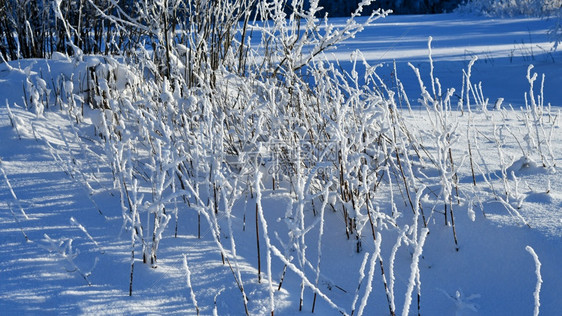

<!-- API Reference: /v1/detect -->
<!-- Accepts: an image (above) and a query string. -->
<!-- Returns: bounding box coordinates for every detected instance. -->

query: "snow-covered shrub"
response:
[408,42,462,249]
[54,4,407,311]
[521,65,558,169]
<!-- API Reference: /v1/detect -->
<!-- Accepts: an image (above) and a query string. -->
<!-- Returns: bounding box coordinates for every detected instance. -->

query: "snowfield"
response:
[1,13,561,315]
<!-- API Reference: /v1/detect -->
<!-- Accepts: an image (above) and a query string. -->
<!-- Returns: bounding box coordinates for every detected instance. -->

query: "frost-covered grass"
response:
[1,10,562,316]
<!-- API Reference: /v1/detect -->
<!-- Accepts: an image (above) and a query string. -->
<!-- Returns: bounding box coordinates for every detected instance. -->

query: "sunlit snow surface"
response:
[327,14,561,108]
[1,13,562,315]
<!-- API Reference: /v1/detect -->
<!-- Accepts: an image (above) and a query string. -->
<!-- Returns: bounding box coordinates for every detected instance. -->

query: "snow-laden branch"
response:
[526,245,542,316]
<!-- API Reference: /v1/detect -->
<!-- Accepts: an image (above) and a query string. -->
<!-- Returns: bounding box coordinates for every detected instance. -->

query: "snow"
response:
[1,12,562,316]
[329,14,561,108]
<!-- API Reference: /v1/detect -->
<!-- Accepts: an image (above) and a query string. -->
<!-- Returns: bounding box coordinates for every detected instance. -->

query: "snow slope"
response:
[1,13,561,315]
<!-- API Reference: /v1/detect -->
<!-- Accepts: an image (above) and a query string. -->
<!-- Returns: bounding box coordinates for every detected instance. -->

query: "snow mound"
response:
[525,191,553,204]
[506,156,547,178]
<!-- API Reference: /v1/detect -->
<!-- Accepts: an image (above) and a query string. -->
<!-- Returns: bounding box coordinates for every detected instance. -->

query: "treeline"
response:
[0,0,140,60]
[0,0,243,60]
[319,0,463,16]
[0,0,462,61]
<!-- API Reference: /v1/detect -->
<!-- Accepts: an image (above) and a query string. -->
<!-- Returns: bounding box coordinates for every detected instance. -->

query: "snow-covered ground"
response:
[332,13,561,108]
[1,13,561,315]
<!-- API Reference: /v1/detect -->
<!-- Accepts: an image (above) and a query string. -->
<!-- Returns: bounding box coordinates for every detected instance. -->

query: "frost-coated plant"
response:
[408,39,464,248]
[41,233,98,286]
[522,65,558,169]
[0,159,29,220]
[94,20,434,312]
[526,245,542,316]
[183,254,200,316]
